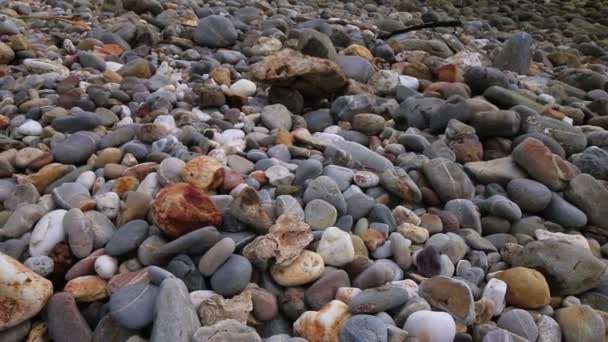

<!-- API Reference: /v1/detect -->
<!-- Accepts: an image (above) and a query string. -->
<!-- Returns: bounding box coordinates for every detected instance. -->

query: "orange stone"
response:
[181,156,225,191]
[151,183,223,238]
[112,175,140,198]
[64,275,108,302]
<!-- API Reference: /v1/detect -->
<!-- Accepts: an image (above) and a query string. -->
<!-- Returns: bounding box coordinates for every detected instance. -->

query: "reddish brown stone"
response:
[423,82,471,99]
[122,162,158,181]
[437,64,464,83]
[151,183,223,238]
[181,156,224,191]
[50,242,75,289]
[107,269,149,295]
[65,249,105,281]
[448,134,483,163]
[112,176,139,198]
[222,170,244,192]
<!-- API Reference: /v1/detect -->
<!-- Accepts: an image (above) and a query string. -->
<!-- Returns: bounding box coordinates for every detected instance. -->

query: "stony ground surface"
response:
[1,0,608,341]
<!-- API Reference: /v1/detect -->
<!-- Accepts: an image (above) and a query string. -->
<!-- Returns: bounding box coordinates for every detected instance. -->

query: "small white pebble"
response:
[94,255,118,279]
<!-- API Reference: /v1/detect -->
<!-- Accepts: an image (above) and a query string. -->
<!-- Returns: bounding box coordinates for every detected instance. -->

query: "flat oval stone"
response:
[210,254,252,297]
[110,283,160,330]
[104,220,149,256]
[47,293,92,342]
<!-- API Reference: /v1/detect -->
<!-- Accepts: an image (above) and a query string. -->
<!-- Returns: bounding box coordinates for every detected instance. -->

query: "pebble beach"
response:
[1,0,608,341]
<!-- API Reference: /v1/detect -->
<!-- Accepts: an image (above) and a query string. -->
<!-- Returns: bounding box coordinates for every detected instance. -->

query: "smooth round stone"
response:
[53,132,98,165]
[507,179,552,213]
[352,261,393,289]
[556,305,605,342]
[52,182,91,210]
[110,283,160,330]
[481,195,522,222]
[95,255,118,279]
[271,250,324,287]
[303,176,347,215]
[63,208,94,259]
[137,235,166,266]
[104,220,149,256]
[95,192,120,219]
[542,193,588,229]
[349,284,410,314]
[199,237,235,276]
[404,310,455,342]
[51,112,99,133]
[193,15,238,48]
[317,227,355,266]
[323,165,354,192]
[293,159,323,185]
[261,110,293,137]
[353,171,380,188]
[497,309,539,341]
[230,79,256,97]
[47,293,92,342]
[210,254,252,297]
[494,267,551,309]
[305,199,338,230]
[305,270,350,310]
[481,278,507,316]
[340,315,388,342]
[16,120,42,136]
[76,171,96,190]
[29,209,67,257]
[24,255,54,277]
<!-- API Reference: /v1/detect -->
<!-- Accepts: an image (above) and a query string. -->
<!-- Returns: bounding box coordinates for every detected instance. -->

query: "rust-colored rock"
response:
[512,137,579,191]
[122,162,158,181]
[243,214,313,268]
[293,300,351,342]
[251,49,347,98]
[181,156,225,191]
[112,176,140,198]
[16,163,73,193]
[152,183,223,238]
[64,275,108,302]
[448,134,484,163]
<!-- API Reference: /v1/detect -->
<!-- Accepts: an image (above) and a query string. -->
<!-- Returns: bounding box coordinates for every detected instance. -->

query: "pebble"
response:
[46,293,92,342]
[317,227,355,266]
[151,278,201,342]
[0,253,53,330]
[210,254,252,297]
[339,315,387,342]
[0,1,606,340]
[110,283,160,330]
[404,310,455,342]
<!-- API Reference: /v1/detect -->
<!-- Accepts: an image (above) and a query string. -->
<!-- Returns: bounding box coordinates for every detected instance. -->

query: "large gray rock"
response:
[150,278,201,342]
[493,32,533,74]
[565,174,608,230]
[193,15,237,48]
[512,239,608,296]
[422,158,475,202]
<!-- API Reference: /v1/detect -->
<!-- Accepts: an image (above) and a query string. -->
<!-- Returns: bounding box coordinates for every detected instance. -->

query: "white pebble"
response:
[16,120,42,136]
[482,277,507,316]
[404,310,455,342]
[95,255,118,279]
[230,79,257,97]
[398,75,420,90]
[95,192,120,219]
[76,171,96,190]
